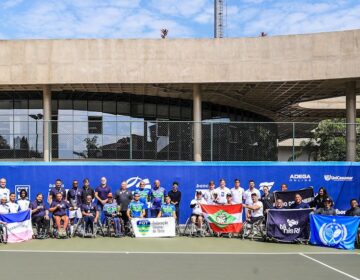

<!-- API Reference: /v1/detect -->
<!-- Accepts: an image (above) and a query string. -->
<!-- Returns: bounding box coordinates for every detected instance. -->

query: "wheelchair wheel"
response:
[0,226,8,244]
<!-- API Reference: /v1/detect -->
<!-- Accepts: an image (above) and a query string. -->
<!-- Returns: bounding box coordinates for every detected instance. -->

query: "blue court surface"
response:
[0,237,359,280]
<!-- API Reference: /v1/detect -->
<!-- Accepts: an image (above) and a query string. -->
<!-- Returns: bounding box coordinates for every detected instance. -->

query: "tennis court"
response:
[0,237,359,280]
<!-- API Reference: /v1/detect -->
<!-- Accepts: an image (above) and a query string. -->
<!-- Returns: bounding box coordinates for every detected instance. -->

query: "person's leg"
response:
[62,216,69,231]
[97,205,105,224]
[198,215,203,228]
[175,207,180,224]
[54,216,61,230]
[114,217,121,235]
[144,209,148,218]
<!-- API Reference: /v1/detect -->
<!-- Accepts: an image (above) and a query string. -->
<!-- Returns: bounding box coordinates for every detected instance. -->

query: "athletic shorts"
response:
[69,208,82,219]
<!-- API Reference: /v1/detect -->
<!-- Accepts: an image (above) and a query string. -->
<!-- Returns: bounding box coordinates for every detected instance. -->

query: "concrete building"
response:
[0,29,359,161]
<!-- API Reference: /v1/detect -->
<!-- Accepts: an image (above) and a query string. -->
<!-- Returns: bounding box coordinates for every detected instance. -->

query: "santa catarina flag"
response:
[200,204,243,233]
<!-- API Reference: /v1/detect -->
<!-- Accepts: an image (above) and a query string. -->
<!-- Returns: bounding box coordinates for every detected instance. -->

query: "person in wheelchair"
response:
[29,193,50,238]
[157,196,176,219]
[81,194,99,235]
[103,193,122,237]
[243,193,264,224]
[190,191,206,235]
[49,193,72,237]
[127,192,145,219]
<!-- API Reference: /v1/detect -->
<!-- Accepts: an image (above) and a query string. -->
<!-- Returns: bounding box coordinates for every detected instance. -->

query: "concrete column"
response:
[346,82,356,161]
[43,85,52,162]
[193,84,202,162]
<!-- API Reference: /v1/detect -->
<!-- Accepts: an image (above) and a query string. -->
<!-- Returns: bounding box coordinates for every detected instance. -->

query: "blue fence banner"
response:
[273,188,314,208]
[266,209,312,242]
[0,162,359,223]
[310,214,360,250]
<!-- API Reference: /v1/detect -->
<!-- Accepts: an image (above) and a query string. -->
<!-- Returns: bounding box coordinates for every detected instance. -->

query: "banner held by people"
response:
[201,204,242,233]
[0,210,33,243]
[131,217,176,238]
[273,188,314,208]
[266,209,312,242]
[310,214,360,250]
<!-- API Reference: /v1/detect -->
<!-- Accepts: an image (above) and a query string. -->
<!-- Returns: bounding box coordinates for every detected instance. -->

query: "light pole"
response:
[29,113,43,156]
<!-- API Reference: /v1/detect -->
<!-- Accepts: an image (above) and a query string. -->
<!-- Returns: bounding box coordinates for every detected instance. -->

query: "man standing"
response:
[168,182,181,223]
[95,177,112,224]
[0,178,10,202]
[243,180,261,205]
[135,180,152,218]
[203,181,216,204]
[260,185,274,212]
[127,193,145,219]
[315,197,336,215]
[67,179,83,235]
[290,193,310,209]
[48,179,66,205]
[231,179,244,204]
[215,179,231,205]
[225,193,235,205]
[81,178,95,204]
[150,180,166,218]
[114,181,132,228]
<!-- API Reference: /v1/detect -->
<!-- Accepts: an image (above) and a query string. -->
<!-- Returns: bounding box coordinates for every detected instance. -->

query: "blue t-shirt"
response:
[151,187,166,210]
[81,202,98,216]
[29,200,48,218]
[135,188,152,209]
[50,200,70,216]
[95,185,112,205]
[49,187,66,201]
[103,202,118,216]
[290,202,310,209]
[67,188,83,207]
[128,201,144,218]
[160,203,175,217]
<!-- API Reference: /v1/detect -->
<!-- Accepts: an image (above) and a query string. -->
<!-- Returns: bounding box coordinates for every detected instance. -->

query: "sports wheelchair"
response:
[103,216,124,237]
[49,216,71,239]
[181,215,213,237]
[0,224,8,244]
[32,218,50,239]
[240,216,266,241]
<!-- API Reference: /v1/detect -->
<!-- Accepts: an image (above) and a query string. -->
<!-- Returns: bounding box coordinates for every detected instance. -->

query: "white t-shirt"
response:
[18,199,30,211]
[8,202,20,213]
[190,198,206,215]
[231,187,245,204]
[0,187,10,201]
[244,188,261,205]
[215,187,231,204]
[251,201,264,218]
[0,204,10,214]
[203,189,216,204]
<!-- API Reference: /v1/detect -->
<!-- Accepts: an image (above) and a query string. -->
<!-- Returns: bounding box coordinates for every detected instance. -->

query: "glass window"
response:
[73,116,88,134]
[59,100,73,110]
[157,104,168,118]
[131,103,143,117]
[88,116,103,134]
[88,100,102,113]
[103,115,117,135]
[103,101,116,115]
[144,103,156,118]
[29,99,42,109]
[117,101,130,115]
[169,105,181,119]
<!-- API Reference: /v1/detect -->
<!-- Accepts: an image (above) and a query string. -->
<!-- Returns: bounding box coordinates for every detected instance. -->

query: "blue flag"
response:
[310,214,360,250]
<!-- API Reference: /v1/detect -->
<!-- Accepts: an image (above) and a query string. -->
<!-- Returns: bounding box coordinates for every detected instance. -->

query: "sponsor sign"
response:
[273,187,314,208]
[289,174,311,182]
[15,185,30,200]
[324,175,353,182]
[131,217,176,238]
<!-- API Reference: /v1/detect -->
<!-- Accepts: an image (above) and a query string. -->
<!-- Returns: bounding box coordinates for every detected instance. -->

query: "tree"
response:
[293,118,360,161]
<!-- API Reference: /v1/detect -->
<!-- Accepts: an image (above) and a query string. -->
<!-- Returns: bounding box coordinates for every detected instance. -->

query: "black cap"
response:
[324,197,332,203]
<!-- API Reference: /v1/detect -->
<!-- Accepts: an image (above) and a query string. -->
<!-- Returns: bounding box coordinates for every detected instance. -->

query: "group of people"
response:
[0,176,359,240]
[189,179,360,234]
[0,177,182,238]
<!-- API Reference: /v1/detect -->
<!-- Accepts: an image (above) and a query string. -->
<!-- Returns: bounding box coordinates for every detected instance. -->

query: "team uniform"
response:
[0,187,10,202]
[18,199,30,211]
[50,200,71,217]
[0,203,10,214]
[81,186,95,204]
[244,188,261,205]
[104,201,121,236]
[135,188,152,217]
[128,201,144,218]
[159,203,176,218]
[95,185,112,223]
[214,187,231,204]
[8,201,20,213]
[190,197,206,217]
[249,200,264,223]
[231,187,245,204]
[81,202,98,233]
[203,189,217,204]
[49,187,66,201]
[150,187,166,217]
[290,202,310,209]
[67,187,83,219]
[29,200,49,236]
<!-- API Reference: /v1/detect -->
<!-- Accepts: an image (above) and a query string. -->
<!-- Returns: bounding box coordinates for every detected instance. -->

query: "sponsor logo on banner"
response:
[259,182,274,191]
[131,217,176,237]
[319,219,347,246]
[126,177,151,189]
[15,185,30,200]
[136,220,151,235]
[289,174,311,182]
[279,219,301,234]
[324,175,353,182]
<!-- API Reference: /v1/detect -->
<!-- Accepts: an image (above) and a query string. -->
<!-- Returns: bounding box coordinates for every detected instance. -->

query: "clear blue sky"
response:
[0,0,359,39]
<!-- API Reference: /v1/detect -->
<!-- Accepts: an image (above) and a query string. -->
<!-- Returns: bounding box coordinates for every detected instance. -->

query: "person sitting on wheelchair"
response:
[81,194,99,235]
[103,193,122,237]
[29,193,50,238]
[190,191,206,235]
[157,195,176,219]
[243,193,264,224]
[49,193,72,237]
[127,192,145,220]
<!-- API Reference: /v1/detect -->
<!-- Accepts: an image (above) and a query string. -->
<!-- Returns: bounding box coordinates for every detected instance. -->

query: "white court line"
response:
[300,253,360,280]
[0,249,358,255]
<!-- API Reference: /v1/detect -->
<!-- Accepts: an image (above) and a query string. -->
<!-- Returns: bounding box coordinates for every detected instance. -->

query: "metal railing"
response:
[0,120,358,161]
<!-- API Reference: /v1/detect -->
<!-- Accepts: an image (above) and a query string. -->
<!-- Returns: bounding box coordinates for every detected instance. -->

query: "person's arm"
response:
[47,191,52,205]
[141,209,145,218]
[94,209,99,223]
[127,208,131,220]
[243,204,261,211]
[94,190,103,205]
[45,209,49,219]
[157,210,162,218]
[173,209,177,219]
[49,203,59,213]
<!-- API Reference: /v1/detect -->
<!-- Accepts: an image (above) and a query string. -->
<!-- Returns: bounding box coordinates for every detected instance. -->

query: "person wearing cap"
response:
[168,182,181,223]
[81,194,99,235]
[158,195,176,218]
[103,193,122,237]
[315,197,337,215]
[190,191,206,234]
[225,193,235,205]
[127,192,145,219]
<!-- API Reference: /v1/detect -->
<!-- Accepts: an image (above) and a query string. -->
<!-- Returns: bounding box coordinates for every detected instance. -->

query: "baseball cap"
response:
[323,197,332,203]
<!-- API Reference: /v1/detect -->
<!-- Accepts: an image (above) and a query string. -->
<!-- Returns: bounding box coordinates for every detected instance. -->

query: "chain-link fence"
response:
[0,120,359,161]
